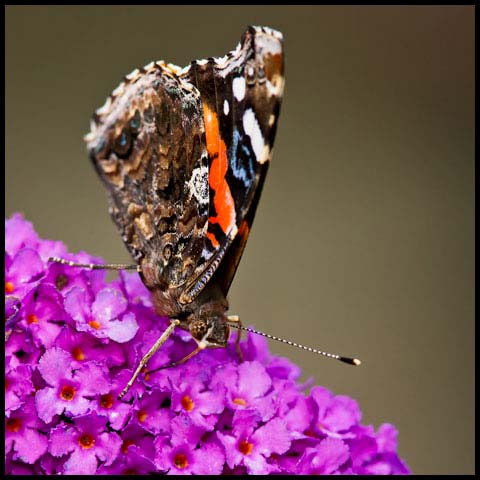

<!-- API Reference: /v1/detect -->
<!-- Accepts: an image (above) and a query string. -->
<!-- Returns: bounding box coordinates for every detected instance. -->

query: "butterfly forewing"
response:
[181,26,285,298]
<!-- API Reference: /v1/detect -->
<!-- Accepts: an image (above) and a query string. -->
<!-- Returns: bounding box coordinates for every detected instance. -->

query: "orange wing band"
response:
[203,103,236,247]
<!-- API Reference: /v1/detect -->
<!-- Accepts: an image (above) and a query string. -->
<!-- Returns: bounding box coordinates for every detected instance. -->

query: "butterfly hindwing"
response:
[86,63,214,313]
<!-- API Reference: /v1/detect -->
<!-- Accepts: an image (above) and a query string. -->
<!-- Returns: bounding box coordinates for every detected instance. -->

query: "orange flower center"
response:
[5,282,14,294]
[238,439,254,456]
[121,439,135,454]
[6,417,22,432]
[233,398,247,406]
[88,320,101,330]
[72,347,85,361]
[100,393,114,409]
[60,385,76,401]
[27,314,39,324]
[174,453,189,469]
[137,410,148,423]
[79,433,95,449]
[180,395,195,412]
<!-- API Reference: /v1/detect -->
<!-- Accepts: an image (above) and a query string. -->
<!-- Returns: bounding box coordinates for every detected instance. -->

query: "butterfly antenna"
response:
[48,257,140,272]
[226,322,361,366]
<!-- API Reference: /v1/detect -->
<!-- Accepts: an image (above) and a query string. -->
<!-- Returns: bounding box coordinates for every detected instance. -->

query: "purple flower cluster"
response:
[5,213,410,475]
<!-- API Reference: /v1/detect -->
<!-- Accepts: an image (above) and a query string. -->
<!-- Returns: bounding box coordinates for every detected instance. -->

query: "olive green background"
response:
[5,6,474,474]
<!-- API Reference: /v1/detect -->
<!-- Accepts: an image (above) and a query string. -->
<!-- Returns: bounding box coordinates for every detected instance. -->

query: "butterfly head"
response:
[182,282,230,349]
[188,314,228,349]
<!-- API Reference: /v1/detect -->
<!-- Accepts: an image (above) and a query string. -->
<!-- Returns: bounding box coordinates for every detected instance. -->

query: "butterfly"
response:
[80,26,285,396]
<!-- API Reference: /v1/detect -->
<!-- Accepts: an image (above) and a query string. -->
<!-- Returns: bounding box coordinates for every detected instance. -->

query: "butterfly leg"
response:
[227,315,244,363]
[48,257,140,272]
[146,345,204,374]
[118,319,180,399]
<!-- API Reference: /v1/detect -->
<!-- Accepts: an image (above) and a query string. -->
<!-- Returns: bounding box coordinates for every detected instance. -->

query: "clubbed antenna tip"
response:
[339,356,362,366]
[226,322,361,366]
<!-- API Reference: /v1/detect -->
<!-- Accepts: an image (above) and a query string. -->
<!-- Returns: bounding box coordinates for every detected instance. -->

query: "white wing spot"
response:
[187,164,209,205]
[112,82,126,97]
[223,100,230,116]
[242,109,266,163]
[214,55,229,67]
[126,68,140,81]
[96,96,112,116]
[233,76,246,101]
[179,64,191,75]
[229,224,238,239]
[166,62,182,74]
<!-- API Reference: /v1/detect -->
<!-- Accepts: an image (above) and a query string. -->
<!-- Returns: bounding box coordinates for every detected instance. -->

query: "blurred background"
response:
[5,6,474,474]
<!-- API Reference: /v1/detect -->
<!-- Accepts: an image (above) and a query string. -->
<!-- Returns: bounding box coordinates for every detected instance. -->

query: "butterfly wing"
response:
[86,26,284,313]
[86,63,215,315]
[180,25,284,298]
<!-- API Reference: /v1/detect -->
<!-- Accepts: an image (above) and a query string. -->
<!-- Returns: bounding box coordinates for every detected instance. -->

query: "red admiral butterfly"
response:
[52,26,359,398]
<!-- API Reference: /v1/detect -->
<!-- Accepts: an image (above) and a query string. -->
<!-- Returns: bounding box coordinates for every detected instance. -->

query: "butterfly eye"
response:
[114,128,131,156]
[129,110,141,134]
[189,319,208,340]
